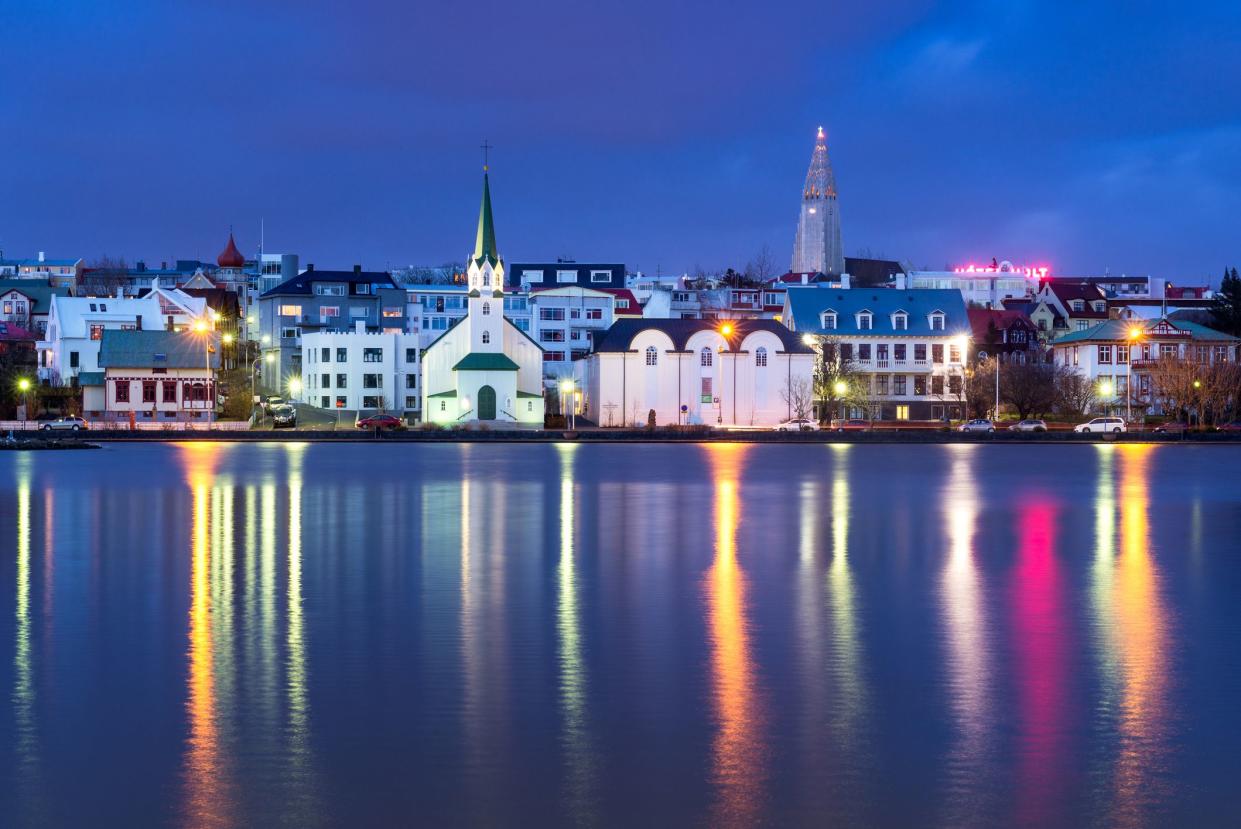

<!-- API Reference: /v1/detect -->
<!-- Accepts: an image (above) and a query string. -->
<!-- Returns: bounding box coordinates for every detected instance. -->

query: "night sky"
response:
[3,1,1239,280]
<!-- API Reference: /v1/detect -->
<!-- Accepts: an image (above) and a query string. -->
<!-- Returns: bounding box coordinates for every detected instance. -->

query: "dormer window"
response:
[892,311,908,331]
[821,310,837,330]
[929,311,945,331]
[856,311,873,331]
[1070,299,1084,312]
[1093,301,1105,312]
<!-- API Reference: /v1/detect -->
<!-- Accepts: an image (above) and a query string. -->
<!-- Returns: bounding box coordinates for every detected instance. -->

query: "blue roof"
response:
[785,287,970,337]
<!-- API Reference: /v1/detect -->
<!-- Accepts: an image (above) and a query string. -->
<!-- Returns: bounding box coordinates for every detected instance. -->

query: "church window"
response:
[483,272,490,286]
[755,347,767,367]
[482,331,490,344]
[482,302,491,315]
[645,346,658,366]
[701,347,713,367]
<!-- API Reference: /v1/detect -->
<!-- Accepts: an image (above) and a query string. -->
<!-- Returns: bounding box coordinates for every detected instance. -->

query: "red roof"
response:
[0,321,37,341]
[967,308,1035,340]
[597,288,643,315]
[216,232,245,268]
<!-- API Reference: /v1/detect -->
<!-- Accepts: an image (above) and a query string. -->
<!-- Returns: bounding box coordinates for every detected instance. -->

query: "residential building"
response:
[599,288,642,319]
[2,253,83,289]
[642,286,703,319]
[783,287,973,421]
[38,290,207,386]
[299,326,421,416]
[966,308,1044,364]
[257,265,406,394]
[0,279,70,337]
[420,169,545,425]
[1052,318,1239,415]
[508,261,625,291]
[699,286,788,321]
[576,318,815,427]
[909,261,1043,309]
[1001,297,1066,344]
[85,329,220,422]
[1036,280,1110,334]
[791,126,845,276]
[530,285,616,369]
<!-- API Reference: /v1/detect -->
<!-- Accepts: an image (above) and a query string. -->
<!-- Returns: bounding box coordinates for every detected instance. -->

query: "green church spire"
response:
[472,171,500,268]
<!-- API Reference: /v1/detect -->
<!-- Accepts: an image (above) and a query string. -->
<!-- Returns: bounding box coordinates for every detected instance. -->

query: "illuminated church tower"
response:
[790,126,845,276]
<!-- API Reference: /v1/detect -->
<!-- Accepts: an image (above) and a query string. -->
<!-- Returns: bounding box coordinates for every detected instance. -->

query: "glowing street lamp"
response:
[802,333,815,347]
[1126,326,1144,423]
[288,377,302,399]
[16,377,32,421]
[560,379,576,429]
[718,323,738,425]
[222,333,234,345]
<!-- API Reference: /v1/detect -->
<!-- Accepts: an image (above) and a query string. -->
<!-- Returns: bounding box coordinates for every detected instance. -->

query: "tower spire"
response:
[472,170,499,268]
[791,125,845,275]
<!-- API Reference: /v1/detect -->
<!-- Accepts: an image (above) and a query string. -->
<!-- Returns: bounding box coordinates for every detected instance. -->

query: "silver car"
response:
[41,416,89,432]
[1008,419,1048,432]
[958,419,995,433]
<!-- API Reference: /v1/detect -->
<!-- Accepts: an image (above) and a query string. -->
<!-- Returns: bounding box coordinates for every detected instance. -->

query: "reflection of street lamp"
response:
[560,379,576,429]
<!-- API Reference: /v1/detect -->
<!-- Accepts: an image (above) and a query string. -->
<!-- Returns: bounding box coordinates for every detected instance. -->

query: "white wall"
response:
[301,330,420,412]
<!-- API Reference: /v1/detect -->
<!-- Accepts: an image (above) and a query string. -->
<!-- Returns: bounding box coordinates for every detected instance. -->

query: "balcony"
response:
[876,359,890,368]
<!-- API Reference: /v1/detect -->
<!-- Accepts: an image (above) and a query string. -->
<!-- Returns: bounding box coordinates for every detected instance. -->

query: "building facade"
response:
[783,287,973,421]
[299,327,421,416]
[529,286,616,370]
[508,261,625,291]
[576,318,815,427]
[87,329,220,422]
[790,127,845,276]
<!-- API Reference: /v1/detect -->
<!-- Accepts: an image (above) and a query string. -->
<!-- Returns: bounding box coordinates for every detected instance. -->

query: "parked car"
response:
[830,418,870,432]
[1218,421,1241,432]
[1007,419,1048,433]
[271,405,297,428]
[357,414,404,430]
[1154,421,1189,434]
[958,419,995,433]
[40,416,89,432]
[774,418,819,432]
[1074,417,1127,434]
[263,396,285,414]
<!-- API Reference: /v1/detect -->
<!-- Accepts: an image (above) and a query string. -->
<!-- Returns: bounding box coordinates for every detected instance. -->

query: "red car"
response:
[830,418,870,432]
[1219,421,1241,432]
[356,414,404,430]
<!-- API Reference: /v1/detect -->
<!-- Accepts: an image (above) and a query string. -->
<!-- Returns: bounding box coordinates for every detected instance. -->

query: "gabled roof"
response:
[0,321,36,341]
[591,318,813,353]
[0,279,70,310]
[1044,281,1109,317]
[785,287,969,336]
[967,308,1037,341]
[597,288,643,315]
[98,329,221,369]
[1051,317,1239,345]
[452,352,519,371]
[260,269,397,298]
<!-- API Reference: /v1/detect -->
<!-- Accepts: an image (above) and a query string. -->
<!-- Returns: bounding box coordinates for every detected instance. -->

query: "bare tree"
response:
[82,256,130,297]
[1054,367,1096,417]
[749,243,777,283]
[780,376,814,421]
[1000,361,1058,419]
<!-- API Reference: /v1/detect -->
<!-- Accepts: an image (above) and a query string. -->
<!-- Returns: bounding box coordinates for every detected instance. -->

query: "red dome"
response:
[217,232,245,268]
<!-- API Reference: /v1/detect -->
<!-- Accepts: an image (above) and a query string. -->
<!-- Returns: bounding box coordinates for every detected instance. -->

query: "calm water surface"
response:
[2,442,1240,827]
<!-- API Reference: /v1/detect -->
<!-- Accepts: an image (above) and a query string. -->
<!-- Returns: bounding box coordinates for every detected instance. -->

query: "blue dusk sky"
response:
[2,1,1239,280]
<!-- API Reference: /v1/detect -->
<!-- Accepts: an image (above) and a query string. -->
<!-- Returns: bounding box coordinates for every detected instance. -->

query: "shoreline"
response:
[8,429,1240,445]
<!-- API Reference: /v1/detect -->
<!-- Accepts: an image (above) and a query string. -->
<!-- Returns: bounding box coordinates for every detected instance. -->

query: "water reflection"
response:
[284,444,320,821]
[939,445,993,822]
[827,445,865,751]
[1012,497,1068,825]
[704,443,764,825]
[12,454,45,823]
[556,445,594,817]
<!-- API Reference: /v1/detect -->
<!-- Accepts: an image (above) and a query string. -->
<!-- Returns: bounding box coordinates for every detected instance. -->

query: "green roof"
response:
[516,390,542,399]
[77,371,105,386]
[452,352,520,372]
[98,329,221,369]
[427,390,458,398]
[1052,317,1239,345]
[0,279,70,310]
[472,173,500,268]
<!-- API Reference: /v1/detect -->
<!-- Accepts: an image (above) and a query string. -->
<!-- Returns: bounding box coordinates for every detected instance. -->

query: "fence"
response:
[0,420,252,432]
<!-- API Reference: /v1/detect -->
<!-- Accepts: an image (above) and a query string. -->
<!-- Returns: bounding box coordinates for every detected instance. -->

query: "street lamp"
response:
[954,334,971,419]
[560,379,576,429]
[288,377,302,400]
[1126,326,1143,422]
[190,321,214,423]
[718,323,737,426]
[16,377,31,421]
[1099,379,1114,415]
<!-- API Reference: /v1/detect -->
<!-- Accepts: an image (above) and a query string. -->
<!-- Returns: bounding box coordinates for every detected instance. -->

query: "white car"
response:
[774,418,819,432]
[40,416,89,432]
[1075,417,1126,434]
[958,419,995,433]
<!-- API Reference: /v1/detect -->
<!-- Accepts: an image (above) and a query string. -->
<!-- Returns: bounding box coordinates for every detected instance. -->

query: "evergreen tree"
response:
[1210,267,1241,336]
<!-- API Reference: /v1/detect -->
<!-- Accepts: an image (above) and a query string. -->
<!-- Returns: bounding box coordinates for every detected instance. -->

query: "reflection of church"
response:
[421,169,545,425]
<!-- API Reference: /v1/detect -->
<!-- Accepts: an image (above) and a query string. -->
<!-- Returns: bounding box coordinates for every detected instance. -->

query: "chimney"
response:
[801,273,808,285]
[161,261,167,270]
[895,273,907,290]
[38,251,45,263]
[306,263,314,272]
[840,273,851,290]
[355,319,365,334]
[353,264,362,274]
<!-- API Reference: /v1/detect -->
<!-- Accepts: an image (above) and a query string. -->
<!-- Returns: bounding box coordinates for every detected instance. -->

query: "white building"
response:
[85,329,220,422]
[529,285,615,372]
[575,319,815,427]
[38,289,206,386]
[908,261,1043,309]
[790,127,845,276]
[405,285,532,348]
[299,325,421,416]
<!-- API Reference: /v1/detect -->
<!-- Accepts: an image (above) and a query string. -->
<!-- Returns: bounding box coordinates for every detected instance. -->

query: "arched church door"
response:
[478,385,497,420]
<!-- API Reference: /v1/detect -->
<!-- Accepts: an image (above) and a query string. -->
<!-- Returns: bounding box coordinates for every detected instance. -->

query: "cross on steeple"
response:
[480,140,493,172]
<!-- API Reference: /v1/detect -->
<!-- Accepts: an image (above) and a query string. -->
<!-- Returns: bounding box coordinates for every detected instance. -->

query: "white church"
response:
[790,126,845,276]
[420,169,546,425]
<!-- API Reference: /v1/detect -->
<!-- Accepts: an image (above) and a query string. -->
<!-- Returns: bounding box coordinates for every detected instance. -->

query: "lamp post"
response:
[1099,379,1114,415]
[288,376,302,403]
[16,377,31,422]
[1126,327,1142,423]
[560,379,575,429]
[719,323,736,426]
[954,334,971,419]
[802,333,818,422]
[192,318,214,424]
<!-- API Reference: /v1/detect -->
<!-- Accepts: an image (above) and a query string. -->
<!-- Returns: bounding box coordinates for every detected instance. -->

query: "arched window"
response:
[481,331,490,344]
[482,302,491,315]
[483,271,491,286]
[645,346,658,366]
[755,346,768,367]
[700,347,713,367]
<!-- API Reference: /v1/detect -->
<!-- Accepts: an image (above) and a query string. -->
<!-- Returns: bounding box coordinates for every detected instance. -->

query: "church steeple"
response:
[803,126,838,200]
[472,172,500,269]
[791,125,845,275]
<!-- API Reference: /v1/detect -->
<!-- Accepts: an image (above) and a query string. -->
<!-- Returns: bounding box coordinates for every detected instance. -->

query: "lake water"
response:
[1,442,1240,827]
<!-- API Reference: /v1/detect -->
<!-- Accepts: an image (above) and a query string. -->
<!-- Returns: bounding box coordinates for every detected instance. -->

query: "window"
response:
[1098,345,1112,364]
[523,269,544,283]
[405,347,417,363]
[482,331,491,344]
[404,396,417,409]
[320,347,330,362]
[914,376,926,395]
[540,308,566,321]
[585,308,602,320]
[894,344,907,362]
[755,347,767,367]
[382,307,402,318]
[89,303,97,312]
[877,344,889,363]
[948,375,962,395]
[314,285,345,296]
[90,324,104,340]
[673,291,691,303]
[482,271,490,287]
[543,351,565,362]
[857,344,871,361]
[337,373,347,388]
[875,375,889,395]
[932,344,944,363]
[1072,346,1079,366]
[279,304,302,317]
[1117,345,1129,365]
[363,396,380,409]
[557,270,577,283]
[70,351,79,368]
[591,270,611,283]
[896,405,910,421]
[821,311,837,330]
[405,374,417,389]
[355,284,372,295]
[569,309,580,319]
[929,313,945,331]
[616,299,630,310]
[321,396,330,408]
[440,400,447,412]
[1070,300,1084,312]
[914,344,927,362]
[949,344,961,363]
[320,306,340,319]
[337,347,348,362]
[1076,320,1090,331]
[701,348,713,367]
[321,373,330,388]
[892,312,908,331]
[1213,345,1228,363]
[893,375,907,395]
[516,319,530,332]
[162,381,177,401]
[482,302,491,315]
[430,317,449,330]
[840,343,852,362]
[1195,345,1209,364]
[1160,344,1177,360]
[645,346,658,366]
[931,375,944,395]
[281,327,299,339]
[363,374,382,388]
[363,348,382,363]
[350,306,368,318]
[540,330,565,343]
[857,311,872,330]
[336,396,347,408]
[115,381,129,402]
[142,381,156,403]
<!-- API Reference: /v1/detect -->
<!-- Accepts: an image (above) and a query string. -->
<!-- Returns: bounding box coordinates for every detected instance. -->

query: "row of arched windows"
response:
[644,346,769,367]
